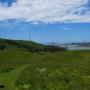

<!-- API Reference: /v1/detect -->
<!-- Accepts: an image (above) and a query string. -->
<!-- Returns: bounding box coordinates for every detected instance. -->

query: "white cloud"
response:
[0,0,90,23]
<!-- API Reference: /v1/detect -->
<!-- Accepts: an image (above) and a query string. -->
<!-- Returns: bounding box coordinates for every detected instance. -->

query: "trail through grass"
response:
[0,64,30,90]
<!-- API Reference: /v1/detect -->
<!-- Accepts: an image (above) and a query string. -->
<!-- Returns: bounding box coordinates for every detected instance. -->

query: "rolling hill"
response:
[0,38,46,52]
[0,38,66,52]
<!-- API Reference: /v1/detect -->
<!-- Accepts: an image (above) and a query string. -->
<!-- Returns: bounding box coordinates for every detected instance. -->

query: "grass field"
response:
[0,39,90,90]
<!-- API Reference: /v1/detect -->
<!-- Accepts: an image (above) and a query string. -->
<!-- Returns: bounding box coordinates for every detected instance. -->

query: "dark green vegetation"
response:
[0,38,90,90]
[0,38,66,52]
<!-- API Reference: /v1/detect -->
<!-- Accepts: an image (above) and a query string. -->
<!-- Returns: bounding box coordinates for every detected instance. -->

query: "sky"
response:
[0,0,90,43]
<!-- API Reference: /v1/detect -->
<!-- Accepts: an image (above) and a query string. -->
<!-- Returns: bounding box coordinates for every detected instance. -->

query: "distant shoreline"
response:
[67,46,90,50]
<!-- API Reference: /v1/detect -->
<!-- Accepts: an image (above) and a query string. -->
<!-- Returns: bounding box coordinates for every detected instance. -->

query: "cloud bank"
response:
[0,0,90,23]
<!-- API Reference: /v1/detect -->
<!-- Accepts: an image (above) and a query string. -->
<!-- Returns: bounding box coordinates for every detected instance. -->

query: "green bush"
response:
[0,45,6,50]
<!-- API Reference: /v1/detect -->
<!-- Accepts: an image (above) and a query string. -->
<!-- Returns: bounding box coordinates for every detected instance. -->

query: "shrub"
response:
[45,45,67,52]
[0,45,6,50]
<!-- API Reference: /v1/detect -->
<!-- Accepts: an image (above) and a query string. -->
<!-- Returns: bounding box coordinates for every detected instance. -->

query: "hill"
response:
[0,38,66,52]
[0,38,46,52]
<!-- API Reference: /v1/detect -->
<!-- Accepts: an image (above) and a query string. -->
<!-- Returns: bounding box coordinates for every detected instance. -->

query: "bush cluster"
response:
[0,45,6,50]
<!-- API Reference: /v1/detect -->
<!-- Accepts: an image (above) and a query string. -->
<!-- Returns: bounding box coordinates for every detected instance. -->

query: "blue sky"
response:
[0,21,90,43]
[0,0,90,43]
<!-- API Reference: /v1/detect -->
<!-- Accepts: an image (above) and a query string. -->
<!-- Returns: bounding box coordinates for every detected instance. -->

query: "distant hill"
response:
[0,38,45,52]
[0,38,66,52]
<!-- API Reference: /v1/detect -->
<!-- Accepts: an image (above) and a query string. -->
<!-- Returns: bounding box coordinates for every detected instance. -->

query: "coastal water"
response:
[67,46,90,50]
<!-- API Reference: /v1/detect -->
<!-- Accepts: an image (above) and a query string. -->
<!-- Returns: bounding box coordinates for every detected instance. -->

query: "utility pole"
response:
[28,31,31,41]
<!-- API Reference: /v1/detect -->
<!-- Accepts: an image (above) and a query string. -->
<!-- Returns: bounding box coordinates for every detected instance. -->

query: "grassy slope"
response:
[0,65,30,90]
[0,38,90,90]
[16,51,90,90]
[0,38,45,49]
[0,38,46,72]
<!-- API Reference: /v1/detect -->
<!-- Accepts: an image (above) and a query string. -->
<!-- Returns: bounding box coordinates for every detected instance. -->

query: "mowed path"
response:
[0,65,30,90]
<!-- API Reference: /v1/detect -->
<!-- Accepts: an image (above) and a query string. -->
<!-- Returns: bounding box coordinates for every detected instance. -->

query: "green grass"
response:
[0,38,45,51]
[0,65,30,90]
[0,38,90,90]
[15,51,90,90]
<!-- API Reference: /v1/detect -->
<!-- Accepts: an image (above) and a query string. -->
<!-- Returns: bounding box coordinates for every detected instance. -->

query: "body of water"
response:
[67,46,90,50]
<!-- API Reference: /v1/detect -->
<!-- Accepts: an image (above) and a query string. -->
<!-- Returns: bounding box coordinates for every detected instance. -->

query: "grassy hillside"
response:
[0,38,45,51]
[0,38,90,90]
[0,38,66,52]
